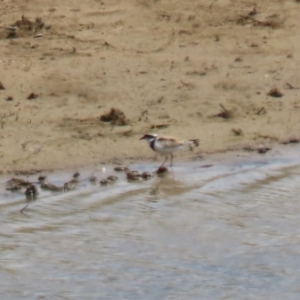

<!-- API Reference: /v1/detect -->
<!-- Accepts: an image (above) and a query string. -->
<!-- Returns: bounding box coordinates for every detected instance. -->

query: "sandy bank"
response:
[0,0,300,174]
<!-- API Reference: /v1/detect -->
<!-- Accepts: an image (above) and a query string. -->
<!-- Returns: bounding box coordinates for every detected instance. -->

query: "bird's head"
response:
[73,172,80,179]
[139,133,157,144]
[38,175,47,183]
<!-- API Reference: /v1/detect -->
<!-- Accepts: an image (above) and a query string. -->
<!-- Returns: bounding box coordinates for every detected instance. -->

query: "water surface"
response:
[1,148,300,299]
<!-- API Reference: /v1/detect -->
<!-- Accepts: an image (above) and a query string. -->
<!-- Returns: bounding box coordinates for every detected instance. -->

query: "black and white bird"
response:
[140,133,199,168]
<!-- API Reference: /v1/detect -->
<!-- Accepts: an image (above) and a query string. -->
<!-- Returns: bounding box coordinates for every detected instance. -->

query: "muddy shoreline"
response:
[3,140,299,179]
[1,1,300,174]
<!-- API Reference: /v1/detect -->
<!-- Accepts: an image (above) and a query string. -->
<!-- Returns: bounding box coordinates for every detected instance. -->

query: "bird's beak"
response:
[139,136,145,140]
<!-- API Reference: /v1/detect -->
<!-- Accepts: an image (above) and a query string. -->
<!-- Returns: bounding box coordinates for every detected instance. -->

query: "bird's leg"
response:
[159,156,168,168]
[20,204,29,214]
[170,153,174,167]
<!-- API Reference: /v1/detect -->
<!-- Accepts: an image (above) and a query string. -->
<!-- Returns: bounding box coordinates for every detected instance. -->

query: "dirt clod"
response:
[27,92,38,100]
[99,108,129,126]
[2,16,45,39]
[257,146,271,154]
[289,138,299,144]
[267,88,283,98]
[232,128,244,136]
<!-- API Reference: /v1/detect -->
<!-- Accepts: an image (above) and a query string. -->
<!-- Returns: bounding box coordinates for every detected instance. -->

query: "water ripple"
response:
[1,153,300,299]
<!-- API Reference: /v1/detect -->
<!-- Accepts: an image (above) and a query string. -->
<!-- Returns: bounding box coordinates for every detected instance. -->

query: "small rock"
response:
[267,88,283,98]
[257,146,271,154]
[99,107,129,126]
[289,138,299,144]
[27,92,38,100]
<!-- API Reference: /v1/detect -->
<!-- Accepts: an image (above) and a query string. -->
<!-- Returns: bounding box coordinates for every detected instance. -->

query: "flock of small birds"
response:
[5,165,169,213]
[5,132,199,213]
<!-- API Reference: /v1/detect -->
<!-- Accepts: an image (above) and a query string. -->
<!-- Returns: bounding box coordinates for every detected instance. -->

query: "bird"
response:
[25,184,38,199]
[88,174,98,183]
[106,175,118,182]
[6,177,31,191]
[38,175,64,192]
[141,171,153,180]
[100,175,118,186]
[126,170,142,182]
[63,172,80,191]
[123,168,142,181]
[20,184,38,213]
[100,179,109,186]
[114,166,126,172]
[140,133,199,168]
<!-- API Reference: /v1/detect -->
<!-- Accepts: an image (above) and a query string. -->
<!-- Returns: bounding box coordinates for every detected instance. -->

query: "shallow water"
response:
[1,148,300,299]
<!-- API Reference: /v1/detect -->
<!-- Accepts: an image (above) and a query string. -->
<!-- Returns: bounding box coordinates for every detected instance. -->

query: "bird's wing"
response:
[157,137,184,149]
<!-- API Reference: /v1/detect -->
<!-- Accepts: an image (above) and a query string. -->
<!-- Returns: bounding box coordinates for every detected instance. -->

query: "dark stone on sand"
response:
[27,92,38,100]
[289,138,299,144]
[99,108,129,126]
[267,88,283,98]
[257,147,271,154]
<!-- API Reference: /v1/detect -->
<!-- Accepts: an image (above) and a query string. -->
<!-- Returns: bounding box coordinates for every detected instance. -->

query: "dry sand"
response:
[0,0,300,174]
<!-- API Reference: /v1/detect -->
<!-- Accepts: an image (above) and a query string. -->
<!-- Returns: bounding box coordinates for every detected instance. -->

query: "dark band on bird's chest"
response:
[150,138,156,151]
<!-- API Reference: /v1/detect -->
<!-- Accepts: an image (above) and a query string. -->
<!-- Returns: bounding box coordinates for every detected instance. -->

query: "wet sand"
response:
[0,0,300,174]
